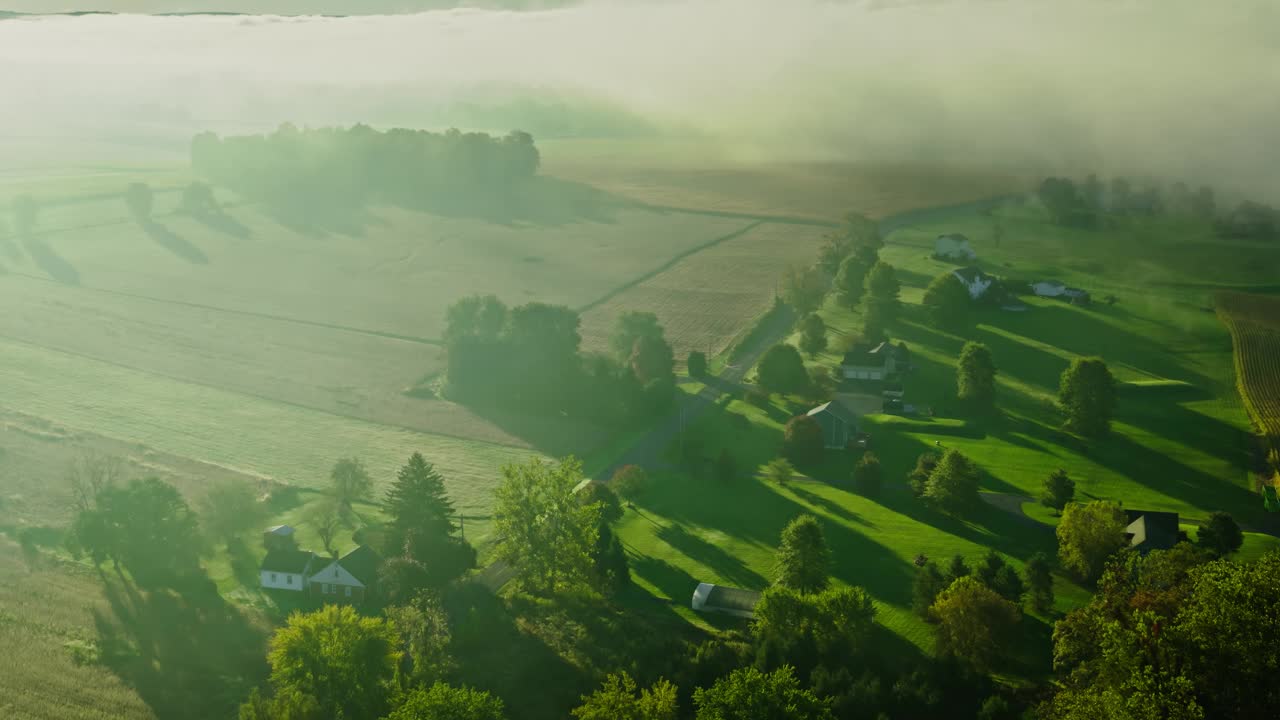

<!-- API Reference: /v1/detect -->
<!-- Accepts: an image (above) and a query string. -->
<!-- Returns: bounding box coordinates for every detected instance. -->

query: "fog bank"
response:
[1,0,1277,196]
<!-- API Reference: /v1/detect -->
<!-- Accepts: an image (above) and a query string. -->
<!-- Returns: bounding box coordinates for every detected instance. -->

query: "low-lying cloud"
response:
[1,0,1277,197]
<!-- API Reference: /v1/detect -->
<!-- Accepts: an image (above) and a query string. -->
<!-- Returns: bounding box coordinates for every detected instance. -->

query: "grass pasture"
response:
[579,222,828,361]
[617,201,1278,679]
[0,336,539,549]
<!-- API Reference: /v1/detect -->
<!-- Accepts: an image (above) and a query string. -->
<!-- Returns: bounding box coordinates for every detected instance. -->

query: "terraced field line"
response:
[576,221,762,313]
[6,271,443,346]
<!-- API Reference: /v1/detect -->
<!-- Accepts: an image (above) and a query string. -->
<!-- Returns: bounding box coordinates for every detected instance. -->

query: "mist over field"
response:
[2,0,1278,195]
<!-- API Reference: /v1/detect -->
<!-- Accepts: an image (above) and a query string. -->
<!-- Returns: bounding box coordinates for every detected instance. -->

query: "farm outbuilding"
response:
[934,234,977,261]
[1124,510,1183,554]
[807,398,860,449]
[263,524,297,551]
[692,583,761,618]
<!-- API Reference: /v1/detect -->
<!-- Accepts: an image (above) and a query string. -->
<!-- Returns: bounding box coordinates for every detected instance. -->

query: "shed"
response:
[807,398,860,449]
[1124,510,1181,554]
[692,583,761,618]
[263,524,297,551]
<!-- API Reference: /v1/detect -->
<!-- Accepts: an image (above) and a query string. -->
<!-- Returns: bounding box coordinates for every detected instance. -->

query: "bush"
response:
[908,452,941,497]
[744,386,771,408]
[611,465,648,498]
[853,452,883,496]
[757,343,809,395]
[687,351,708,378]
[782,415,825,465]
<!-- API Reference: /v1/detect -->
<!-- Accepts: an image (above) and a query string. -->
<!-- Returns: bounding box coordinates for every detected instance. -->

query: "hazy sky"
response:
[2,0,1277,196]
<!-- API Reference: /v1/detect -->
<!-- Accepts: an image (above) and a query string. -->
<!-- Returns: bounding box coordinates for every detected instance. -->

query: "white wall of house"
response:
[954,271,994,299]
[843,367,884,380]
[1033,281,1066,297]
[261,570,307,591]
[309,560,365,590]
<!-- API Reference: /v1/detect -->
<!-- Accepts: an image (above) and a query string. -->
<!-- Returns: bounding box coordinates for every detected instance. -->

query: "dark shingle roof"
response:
[1125,510,1180,553]
[953,266,992,283]
[808,398,859,425]
[338,545,382,587]
[261,549,315,574]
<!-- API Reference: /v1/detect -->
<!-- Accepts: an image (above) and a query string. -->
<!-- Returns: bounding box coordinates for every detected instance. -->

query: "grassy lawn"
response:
[616,202,1278,681]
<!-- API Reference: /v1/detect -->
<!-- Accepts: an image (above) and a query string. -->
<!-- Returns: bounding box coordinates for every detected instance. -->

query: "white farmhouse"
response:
[260,549,317,592]
[934,233,977,261]
[952,267,996,299]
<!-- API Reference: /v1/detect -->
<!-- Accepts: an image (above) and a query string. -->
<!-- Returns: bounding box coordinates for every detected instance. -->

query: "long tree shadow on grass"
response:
[92,573,268,720]
[142,221,209,264]
[21,235,80,285]
[187,209,252,240]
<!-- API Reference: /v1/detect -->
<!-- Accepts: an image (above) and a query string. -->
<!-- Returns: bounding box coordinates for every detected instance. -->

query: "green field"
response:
[614,200,1276,678]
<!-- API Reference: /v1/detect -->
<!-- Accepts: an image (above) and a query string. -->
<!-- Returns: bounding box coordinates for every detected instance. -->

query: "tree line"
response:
[190,123,541,217]
[443,295,676,424]
[1037,174,1277,241]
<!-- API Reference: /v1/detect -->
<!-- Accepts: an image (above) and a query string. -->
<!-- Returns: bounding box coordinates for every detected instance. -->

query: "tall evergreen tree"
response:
[385,453,455,549]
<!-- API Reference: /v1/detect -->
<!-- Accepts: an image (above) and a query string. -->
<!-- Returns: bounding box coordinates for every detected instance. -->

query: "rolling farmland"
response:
[580,222,829,360]
[1218,292,1280,451]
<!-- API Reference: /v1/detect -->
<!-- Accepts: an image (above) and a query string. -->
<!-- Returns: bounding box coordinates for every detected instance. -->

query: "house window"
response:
[270,573,278,582]
[286,575,293,585]
[344,586,352,598]
[321,583,329,594]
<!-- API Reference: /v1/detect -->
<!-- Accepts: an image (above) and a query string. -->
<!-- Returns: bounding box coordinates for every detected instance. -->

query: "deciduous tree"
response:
[776,514,831,594]
[1197,511,1243,556]
[631,333,676,384]
[912,561,948,618]
[266,605,400,720]
[308,499,342,556]
[573,672,678,720]
[923,272,970,330]
[924,449,981,514]
[853,451,882,496]
[1056,501,1128,582]
[494,456,600,595]
[611,465,648,498]
[931,577,1021,671]
[865,261,901,316]
[200,478,267,549]
[908,452,940,497]
[956,342,997,409]
[385,592,454,687]
[1024,551,1054,613]
[1058,357,1117,436]
[687,350,708,378]
[693,666,834,720]
[782,265,827,315]
[611,311,664,361]
[757,343,809,395]
[762,457,796,485]
[330,456,372,509]
[782,415,825,466]
[387,683,506,720]
[1040,469,1075,513]
[125,182,154,222]
[834,254,869,309]
[799,313,828,357]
